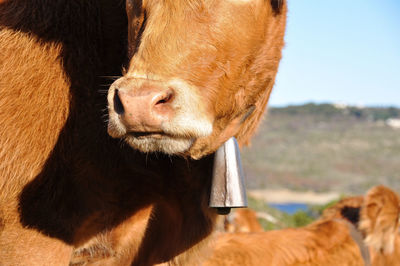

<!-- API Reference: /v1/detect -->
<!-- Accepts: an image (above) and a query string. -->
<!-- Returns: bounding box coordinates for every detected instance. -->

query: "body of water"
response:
[269,203,308,215]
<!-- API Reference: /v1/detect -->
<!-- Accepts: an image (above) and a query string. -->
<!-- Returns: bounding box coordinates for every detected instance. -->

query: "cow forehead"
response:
[139,0,283,9]
[227,0,254,3]
[138,0,284,23]
[141,0,270,9]
[128,0,281,86]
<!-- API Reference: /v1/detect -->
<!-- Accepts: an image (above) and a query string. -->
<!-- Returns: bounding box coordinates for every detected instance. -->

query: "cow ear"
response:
[359,186,400,254]
[270,0,284,14]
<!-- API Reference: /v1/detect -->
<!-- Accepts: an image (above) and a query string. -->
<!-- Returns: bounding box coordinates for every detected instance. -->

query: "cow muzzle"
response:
[107,77,213,154]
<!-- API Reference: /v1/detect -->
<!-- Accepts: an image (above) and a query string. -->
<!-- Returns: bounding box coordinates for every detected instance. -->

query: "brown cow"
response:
[0,0,286,265]
[205,185,400,266]
[322,185,400,266]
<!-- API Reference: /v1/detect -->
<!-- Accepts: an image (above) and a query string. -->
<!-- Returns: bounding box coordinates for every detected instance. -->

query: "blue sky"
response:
[269,0,400,107]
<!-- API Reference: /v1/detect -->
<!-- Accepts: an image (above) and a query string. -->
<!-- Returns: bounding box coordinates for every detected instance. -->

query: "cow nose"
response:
[114,86,175,132]
[113,89,125,115]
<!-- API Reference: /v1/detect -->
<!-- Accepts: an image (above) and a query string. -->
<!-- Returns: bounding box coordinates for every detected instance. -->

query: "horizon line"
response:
[268,101,400,109]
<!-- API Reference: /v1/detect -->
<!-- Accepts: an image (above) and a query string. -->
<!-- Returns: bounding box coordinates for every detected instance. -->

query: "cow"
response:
[322,185,400,266]
[204,185,400,266]
[0,0,286,265]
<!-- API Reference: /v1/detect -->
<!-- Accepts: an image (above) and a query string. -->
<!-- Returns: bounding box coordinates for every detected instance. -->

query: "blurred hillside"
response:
[241,103,400,195]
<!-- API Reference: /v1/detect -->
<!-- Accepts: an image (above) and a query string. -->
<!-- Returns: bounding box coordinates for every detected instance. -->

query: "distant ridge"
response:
[269,103,400,121]
[241,103,400,195]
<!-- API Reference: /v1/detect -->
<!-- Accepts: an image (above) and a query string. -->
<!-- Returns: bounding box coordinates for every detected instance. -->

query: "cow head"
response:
[359,185,400,254]
[107,0,286,159]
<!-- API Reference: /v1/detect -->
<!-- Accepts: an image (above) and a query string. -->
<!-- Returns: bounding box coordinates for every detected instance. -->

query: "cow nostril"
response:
[155,91,174,105]
[113,89,125,115]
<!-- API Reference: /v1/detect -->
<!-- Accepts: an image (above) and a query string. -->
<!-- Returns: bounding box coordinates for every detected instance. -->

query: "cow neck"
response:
[335,218,371,266]
[129,154,217,265]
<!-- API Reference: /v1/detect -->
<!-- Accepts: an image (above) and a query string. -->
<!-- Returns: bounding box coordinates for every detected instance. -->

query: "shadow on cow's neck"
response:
[19,145,215,245]
[0,0,216,253]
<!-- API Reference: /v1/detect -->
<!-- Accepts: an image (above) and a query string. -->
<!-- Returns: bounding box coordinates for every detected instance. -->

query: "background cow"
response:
[0,0,286,265]
[322,185,400,266]
[205,185,400,266]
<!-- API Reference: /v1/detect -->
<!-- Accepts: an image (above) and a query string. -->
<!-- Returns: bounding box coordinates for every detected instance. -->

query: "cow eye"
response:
[127,0,146,58]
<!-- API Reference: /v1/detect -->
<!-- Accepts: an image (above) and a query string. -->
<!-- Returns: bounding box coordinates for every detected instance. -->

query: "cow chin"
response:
[107,112,213,155]
[123,135,194,154]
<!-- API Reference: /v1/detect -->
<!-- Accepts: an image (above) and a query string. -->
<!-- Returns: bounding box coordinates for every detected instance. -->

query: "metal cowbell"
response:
[209,137,248,215]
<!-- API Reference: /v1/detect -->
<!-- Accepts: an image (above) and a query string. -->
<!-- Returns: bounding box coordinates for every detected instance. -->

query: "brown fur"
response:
[224,208,264,233]
[205,185,400,266]
[0,0,286,265]
[205,220,364,266]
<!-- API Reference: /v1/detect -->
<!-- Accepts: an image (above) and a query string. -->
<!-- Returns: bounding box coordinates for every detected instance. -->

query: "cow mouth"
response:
[107,118,200,154]
[123,131,195,154]
[126,131,192,140]
[127,132,166,139]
